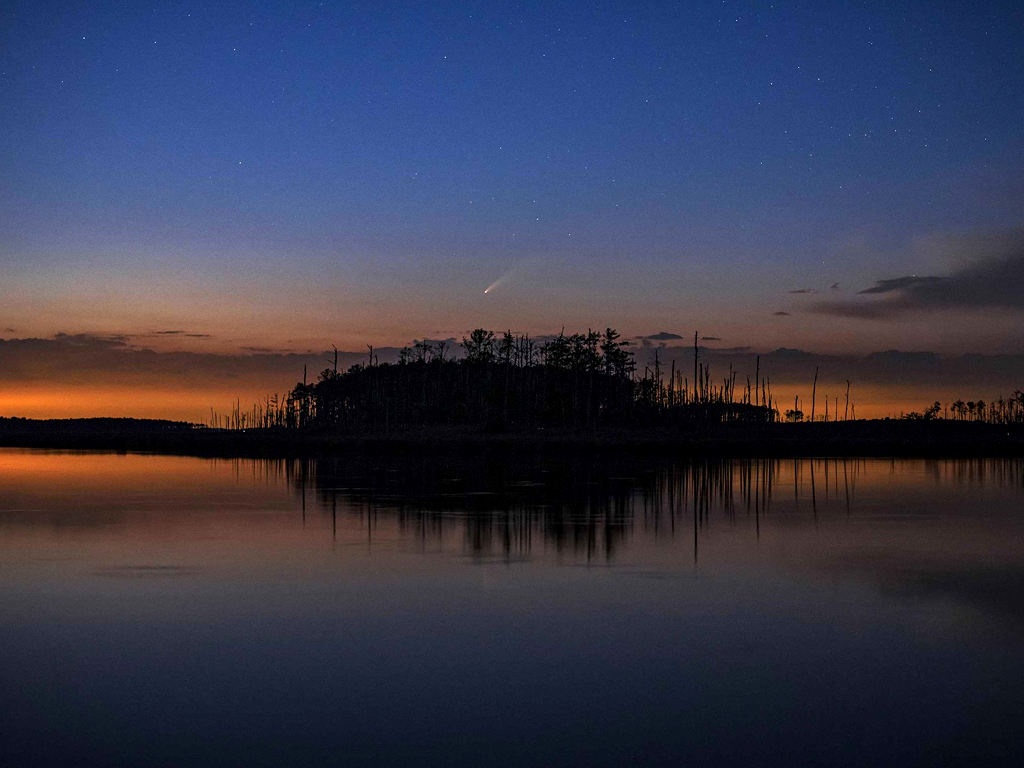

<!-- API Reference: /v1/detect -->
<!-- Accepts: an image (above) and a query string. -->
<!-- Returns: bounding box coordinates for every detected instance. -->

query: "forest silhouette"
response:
[210,328,776,432]
[206,327,1024,433]
[3,327,1024,457]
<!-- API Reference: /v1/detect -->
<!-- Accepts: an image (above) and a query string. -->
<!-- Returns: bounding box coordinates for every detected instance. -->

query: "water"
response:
[2,448,1023,767]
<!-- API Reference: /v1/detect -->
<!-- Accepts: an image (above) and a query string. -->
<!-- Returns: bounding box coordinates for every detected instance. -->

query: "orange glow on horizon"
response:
[0,380,977,422]
[0,384,285,424]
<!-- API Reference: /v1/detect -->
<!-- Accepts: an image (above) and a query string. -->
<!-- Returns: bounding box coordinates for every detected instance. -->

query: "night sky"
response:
[2,1,1024,416]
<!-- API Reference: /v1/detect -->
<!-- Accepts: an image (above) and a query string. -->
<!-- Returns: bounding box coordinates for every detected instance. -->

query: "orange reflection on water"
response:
[3,450,1023,578]
[0,451,375,578]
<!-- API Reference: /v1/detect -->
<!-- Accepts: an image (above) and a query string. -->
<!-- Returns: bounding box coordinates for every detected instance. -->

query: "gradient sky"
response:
[2,1,1024,414]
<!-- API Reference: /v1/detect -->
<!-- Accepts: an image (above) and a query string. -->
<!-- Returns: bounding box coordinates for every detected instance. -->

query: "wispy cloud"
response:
[52,332,132,348]
[0,333,399,387]
[856,276,946,295]
[141,330,213,339]
[642,331,683,341]
[813,230,1024,319]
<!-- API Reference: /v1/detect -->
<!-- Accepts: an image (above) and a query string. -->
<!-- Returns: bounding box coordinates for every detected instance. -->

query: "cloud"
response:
[701,336,722,342]
[141,330,213,339]
[620,343,1024,417]
[52,332,132,348]
[643,331,683,341]
[416,337,458,346]
[772,311,791,316]
[789,288,816,294]
[830,282,841,292]
[0,333,404,387]
[856,276,946,295]
[812,230,1024,319]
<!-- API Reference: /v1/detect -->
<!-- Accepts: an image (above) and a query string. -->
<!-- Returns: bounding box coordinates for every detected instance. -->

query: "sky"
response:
[2,0,1023,418]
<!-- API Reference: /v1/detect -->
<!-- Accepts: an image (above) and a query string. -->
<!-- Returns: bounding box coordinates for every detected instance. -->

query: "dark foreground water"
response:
[2,449,1023,767]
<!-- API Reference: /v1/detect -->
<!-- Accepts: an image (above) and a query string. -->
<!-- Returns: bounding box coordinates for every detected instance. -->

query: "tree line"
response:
[901,392,1024,423]
[209,329,778,431]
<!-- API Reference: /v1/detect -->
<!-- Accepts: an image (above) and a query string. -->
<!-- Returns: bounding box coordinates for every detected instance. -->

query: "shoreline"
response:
[2,418,1024,459]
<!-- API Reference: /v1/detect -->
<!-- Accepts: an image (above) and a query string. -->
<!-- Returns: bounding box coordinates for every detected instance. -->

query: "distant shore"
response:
[2,417,1024,458]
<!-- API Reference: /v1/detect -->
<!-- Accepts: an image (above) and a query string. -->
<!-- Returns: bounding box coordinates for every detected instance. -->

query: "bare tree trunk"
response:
[811,366,819,422]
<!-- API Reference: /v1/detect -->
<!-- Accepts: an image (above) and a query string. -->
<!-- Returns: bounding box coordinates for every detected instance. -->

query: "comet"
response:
[484,259,536,295]
[483,274,510,294]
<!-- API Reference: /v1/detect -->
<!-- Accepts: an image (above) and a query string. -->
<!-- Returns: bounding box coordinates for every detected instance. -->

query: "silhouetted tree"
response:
[463,329,496,363]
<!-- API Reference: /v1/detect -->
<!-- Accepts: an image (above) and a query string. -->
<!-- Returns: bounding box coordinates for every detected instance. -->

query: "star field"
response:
[1,0,1022,353]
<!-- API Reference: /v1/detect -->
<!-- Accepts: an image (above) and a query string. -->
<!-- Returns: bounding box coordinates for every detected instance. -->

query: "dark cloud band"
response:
[812,231,1024,319]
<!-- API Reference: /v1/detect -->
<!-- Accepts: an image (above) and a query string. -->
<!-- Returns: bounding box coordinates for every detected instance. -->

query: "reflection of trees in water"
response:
[206,454,896,560]
[265,452,875,561]
[207,454,1024,627]
[285,452,641,560]
[924,458,1024,488]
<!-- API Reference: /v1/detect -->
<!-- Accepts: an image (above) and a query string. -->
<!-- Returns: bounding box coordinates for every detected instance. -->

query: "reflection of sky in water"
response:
[1,450,1023,766]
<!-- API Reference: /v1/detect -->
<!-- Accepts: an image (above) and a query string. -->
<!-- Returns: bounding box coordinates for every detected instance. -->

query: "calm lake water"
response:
[2,448,1023,767]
